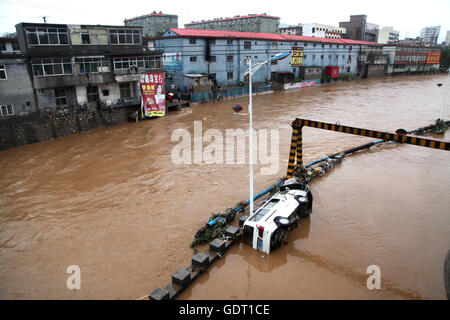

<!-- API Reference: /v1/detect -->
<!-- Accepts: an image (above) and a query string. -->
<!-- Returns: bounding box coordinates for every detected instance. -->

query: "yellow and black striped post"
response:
[287,118,450,178]
[296,127,303,170]
[287,125,300,179]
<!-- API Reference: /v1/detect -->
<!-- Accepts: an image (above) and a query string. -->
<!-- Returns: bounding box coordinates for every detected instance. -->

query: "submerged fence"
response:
[191,83,274,103]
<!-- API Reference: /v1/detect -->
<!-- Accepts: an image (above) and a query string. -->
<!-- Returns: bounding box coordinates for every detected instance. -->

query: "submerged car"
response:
[242,177,313,254]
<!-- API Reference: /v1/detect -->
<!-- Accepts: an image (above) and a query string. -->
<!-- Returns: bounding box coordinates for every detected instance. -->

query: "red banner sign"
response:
[426,52,440,65]
[140,72,165,117]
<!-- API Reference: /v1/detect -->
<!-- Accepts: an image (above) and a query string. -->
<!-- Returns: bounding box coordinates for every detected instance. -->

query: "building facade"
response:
[302,23,346,39]
[156,28,369,96]
[278,24,302,36]
[0,55,37,117]
[389,45,441,73]
[184,14,280,34]
[124,12,178,38]
[339,15,379,42]
[420,26,441,46]
[7,22,162,118]
[377,26,399,44]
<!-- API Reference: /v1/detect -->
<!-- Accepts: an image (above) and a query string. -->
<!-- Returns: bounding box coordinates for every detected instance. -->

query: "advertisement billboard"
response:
[163,52,182,70]
[140,73,165,117]
[291,47,304,67]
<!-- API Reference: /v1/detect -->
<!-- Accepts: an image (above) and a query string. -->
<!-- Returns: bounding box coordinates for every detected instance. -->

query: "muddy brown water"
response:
[0,74,449,299]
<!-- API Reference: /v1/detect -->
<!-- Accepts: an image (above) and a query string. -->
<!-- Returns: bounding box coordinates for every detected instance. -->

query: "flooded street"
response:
[1,74,449,299]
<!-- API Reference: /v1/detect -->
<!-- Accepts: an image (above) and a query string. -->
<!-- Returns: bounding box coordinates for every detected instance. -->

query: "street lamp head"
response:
[232,104,243,113]
[268,52,290,62]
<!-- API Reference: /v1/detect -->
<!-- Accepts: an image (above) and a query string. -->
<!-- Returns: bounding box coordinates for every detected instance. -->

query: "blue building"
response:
[155,28,372,100]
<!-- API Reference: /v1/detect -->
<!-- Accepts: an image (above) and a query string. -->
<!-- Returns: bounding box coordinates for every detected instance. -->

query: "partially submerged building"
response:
[156,28,371,96]
[10,22,163,117]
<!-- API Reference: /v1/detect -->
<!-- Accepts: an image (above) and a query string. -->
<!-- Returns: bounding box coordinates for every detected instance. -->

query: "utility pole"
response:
[42,16,47,23]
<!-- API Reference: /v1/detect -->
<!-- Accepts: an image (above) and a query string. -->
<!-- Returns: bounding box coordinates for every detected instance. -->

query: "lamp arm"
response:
[244,60,269,77]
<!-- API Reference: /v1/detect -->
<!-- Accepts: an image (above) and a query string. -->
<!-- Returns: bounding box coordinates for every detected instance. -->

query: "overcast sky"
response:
[1,0,449,42]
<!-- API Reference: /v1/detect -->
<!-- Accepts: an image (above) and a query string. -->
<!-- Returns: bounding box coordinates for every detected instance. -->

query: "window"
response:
[54,88,67,106]
[321,55,324,59]
[0,43,6,51]
[244,41,251,50]
[25,27,69,46]
[113,56,161,70]
[189,38,196,44]
[32,59,72,76]
[347,67,350,72]
[226,55,233,62]
[227,39,233,45]
[73,29,108,45]
[0,65,6,80]
[75,57,110,73]
[304,54,307,58]
[209,39,215,44]
[81,31,90,44]
[0,104,14,116]
[190,56,197,62]
[109,29,141,45]
[227,72,233,80]
[87,86,99,103]
[120,83,133,99]
[312,55,316,59]
[210,56,216,62]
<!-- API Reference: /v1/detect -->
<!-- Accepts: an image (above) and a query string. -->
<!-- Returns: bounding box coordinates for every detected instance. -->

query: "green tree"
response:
[441,47,450,69]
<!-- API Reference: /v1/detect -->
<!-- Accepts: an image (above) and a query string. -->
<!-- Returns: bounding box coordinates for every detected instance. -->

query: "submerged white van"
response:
[242,177,313,254]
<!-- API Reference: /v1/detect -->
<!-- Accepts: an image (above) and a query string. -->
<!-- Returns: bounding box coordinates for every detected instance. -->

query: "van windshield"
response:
[249,199,279,222]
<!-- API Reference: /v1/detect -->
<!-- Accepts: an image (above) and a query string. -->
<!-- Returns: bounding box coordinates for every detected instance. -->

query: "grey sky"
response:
[0,0,449,42]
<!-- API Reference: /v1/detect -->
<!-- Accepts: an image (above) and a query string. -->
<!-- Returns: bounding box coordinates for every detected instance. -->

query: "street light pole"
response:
[234,52,290,216]
[249,57,254,216]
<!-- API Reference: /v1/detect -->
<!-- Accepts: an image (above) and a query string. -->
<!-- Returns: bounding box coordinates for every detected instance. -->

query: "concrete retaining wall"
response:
[0,105,138,151]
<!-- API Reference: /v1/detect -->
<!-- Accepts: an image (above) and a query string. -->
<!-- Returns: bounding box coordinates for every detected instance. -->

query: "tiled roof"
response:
[168,28,287,41]
[185,14,280,25]
[166,28,378,45]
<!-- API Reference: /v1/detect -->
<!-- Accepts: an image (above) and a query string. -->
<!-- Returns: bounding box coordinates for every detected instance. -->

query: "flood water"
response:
[0,74,449,299]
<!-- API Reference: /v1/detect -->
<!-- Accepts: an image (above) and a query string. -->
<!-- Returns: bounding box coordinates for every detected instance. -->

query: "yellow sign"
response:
[291,47,304,67]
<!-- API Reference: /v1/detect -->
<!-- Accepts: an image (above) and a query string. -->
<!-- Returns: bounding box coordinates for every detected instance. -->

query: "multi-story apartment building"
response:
[420,26,440,46]
[278,24,302,36]
[302,23,346,39]
[155,28,371,97]
[124,12,178,38]
[7,22,163,117]
[445,30,450,46]
[184,14,280,34]
[377,26,399,44]
[339,15,379,42]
